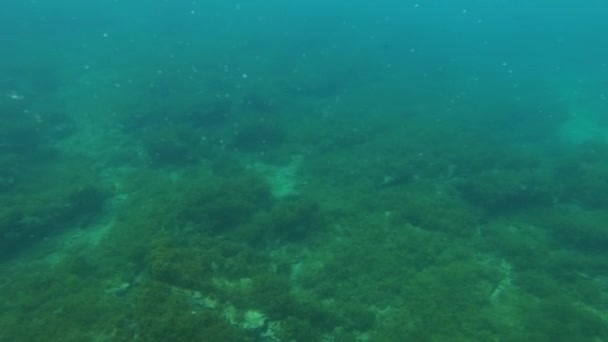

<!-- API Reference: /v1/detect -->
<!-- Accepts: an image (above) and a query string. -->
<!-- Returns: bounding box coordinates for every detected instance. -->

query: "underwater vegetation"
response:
[0,97,101,258]
[3,69,608,341]
[456,168,555,214]
[231,120,287,153]
[0,103,73,157]
[0,178,110,258]
[141,124,202,166]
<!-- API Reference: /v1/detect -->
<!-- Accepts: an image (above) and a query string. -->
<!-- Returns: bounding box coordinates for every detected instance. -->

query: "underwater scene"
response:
[1,0,608,341]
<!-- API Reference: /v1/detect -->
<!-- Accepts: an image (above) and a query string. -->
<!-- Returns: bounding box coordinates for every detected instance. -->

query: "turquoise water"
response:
[1,1,608,340]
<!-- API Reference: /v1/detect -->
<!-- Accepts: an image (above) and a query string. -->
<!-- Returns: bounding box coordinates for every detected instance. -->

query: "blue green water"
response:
[1,1,608,341]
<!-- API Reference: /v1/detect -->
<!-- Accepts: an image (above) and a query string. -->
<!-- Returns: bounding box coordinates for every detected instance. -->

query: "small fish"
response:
[5,91,24,100]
